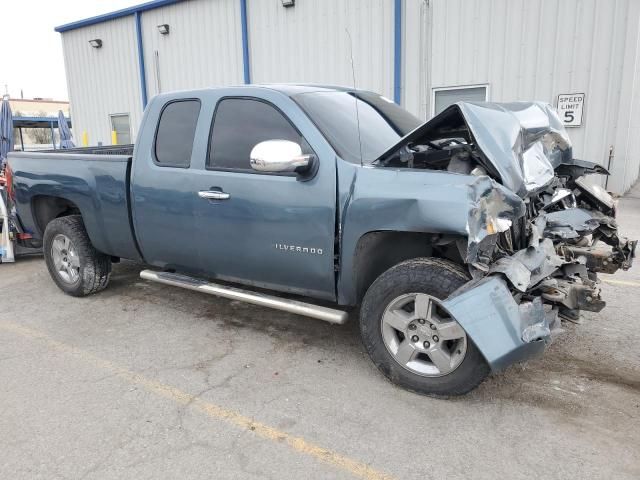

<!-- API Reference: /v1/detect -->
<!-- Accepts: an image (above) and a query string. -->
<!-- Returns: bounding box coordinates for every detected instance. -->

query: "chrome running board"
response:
[140,270,348,325]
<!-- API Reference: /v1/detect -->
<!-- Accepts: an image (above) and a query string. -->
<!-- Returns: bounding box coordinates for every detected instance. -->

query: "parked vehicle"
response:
[6,85,636,395]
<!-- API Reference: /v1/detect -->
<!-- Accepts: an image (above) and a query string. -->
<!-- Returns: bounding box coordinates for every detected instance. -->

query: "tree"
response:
[12,111,22,147]
[25,111,53,144]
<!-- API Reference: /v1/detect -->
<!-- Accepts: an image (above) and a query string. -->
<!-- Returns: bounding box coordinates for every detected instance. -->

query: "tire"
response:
[359,257,490,396]
[43,215,111,297]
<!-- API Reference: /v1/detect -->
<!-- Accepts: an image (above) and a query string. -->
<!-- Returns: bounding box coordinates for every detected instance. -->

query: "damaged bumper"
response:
[443,277,550,371]
[452,168,636,370]
[452,197,636,369]
[451,195,636,369]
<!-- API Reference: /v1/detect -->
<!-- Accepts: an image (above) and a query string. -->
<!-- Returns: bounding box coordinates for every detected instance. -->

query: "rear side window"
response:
[154,100,201,167]
[208,98,304,171]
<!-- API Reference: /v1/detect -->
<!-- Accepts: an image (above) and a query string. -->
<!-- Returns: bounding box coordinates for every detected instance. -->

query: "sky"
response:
[1,0,142,101]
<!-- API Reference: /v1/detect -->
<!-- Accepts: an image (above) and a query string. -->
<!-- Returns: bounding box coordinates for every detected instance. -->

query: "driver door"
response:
[191,95,337,301]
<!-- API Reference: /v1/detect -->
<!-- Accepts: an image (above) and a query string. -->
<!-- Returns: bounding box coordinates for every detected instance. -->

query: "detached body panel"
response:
[443,277,548,371]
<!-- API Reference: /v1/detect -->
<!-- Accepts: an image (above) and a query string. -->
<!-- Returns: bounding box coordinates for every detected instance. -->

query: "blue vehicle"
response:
[6,85,636,395]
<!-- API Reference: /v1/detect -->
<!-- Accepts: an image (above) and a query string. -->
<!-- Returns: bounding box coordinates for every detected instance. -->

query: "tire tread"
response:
[43,215,111,297]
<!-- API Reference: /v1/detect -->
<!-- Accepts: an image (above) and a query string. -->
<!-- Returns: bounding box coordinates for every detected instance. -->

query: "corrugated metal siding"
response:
[611,0,640,193]
[402,0,429,118]
[246,0,395,100]
[140,0,243,97]
[426,0,640,193]
[61,16,142,146]
[59,0,640,193]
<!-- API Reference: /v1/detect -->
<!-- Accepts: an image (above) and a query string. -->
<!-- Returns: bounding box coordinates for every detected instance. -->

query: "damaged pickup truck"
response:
[6,85,636,396]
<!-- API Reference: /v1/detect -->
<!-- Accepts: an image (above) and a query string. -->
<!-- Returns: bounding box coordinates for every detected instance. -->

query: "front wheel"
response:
[359,258,489,396]
[43,215,112,297]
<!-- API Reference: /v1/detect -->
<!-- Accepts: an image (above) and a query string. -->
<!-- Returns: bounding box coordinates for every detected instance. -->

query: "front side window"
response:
[208,98,305,171]
[110,114,131,145]
[154,100,201,167]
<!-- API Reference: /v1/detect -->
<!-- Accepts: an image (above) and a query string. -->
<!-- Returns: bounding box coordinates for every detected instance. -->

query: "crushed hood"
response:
[376,101,574,198]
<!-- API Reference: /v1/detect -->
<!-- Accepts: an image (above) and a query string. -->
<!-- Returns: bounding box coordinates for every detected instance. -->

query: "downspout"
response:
[135,11,149,109]
[423,0,433,119]
[393,0,402,104]
[240,0,251,84]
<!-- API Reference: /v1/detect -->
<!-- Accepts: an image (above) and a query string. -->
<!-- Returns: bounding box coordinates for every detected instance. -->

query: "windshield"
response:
[293,91,422,164]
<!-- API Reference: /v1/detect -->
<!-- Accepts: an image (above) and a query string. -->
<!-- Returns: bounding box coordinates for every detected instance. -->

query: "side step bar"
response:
[140,270,349,325]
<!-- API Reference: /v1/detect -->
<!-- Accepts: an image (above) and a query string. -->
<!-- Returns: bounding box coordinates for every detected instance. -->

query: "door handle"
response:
[198,190,230,200]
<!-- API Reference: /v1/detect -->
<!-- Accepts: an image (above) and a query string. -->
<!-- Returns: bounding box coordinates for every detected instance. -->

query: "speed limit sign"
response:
[557,93,585,127]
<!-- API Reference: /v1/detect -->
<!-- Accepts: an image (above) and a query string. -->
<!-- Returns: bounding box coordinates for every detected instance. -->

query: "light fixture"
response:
[157,24,170,35]
[281,0,295,7]
[89,39,102,48]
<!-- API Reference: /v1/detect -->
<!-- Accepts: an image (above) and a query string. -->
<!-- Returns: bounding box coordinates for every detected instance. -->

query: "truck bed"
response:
[7,149,141,261]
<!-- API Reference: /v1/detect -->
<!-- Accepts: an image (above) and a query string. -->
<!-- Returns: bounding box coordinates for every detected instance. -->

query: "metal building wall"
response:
[59,0,639,194]
[246,0,395,100]
[140,0,244,97]
[402,0,428,118]
[408,0,640,194]
[61,16,143,146]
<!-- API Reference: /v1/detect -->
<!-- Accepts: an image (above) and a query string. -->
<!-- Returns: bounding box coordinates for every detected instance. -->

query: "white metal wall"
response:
[61,16,143,146]
[613,0,640,193]
[247,0,395,100]
[407,0,640,194]
[402,0,428,118]
[60,0,640,193]
[140,0,244,97]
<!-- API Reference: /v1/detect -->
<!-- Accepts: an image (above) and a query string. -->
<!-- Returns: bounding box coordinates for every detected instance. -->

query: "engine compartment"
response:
[382,140,487,177]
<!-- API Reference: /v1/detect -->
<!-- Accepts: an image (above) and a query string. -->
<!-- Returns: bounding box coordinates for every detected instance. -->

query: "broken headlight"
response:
[575,177,616,214]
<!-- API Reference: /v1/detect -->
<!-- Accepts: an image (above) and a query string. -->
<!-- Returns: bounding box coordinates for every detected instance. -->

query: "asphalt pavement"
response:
[1,185,639,479]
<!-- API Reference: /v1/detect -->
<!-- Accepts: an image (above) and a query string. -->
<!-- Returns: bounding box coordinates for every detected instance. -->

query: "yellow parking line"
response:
[601,278,640,287]
[0,321,395,480]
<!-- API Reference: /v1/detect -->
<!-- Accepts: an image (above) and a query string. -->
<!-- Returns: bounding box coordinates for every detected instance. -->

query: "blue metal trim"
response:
[54,0,184,32]
[135,12,149,109]
[240,0,251,84]
[393,0,402,104]
[12,116,71,127]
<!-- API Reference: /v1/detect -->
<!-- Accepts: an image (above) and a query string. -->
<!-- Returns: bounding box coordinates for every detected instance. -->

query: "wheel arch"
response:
[31,195,82,237]
[351,230,468,304]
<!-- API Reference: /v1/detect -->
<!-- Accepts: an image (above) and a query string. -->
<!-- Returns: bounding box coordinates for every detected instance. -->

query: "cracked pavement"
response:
[1,186,640,479]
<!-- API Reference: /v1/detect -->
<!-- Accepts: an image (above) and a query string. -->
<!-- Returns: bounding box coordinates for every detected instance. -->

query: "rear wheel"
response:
[43,215,111,297]
[359,258,490,396]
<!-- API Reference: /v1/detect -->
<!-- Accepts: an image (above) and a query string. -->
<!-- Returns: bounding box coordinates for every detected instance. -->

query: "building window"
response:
[153,100,201,167]
[208,98,307,172]
[432,85,488,116]
[110,114,132,145]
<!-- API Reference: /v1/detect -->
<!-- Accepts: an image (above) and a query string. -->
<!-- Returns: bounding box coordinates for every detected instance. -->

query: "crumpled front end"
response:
[449,172,635,369]
[376,101,636,371]
[456,152,635,370]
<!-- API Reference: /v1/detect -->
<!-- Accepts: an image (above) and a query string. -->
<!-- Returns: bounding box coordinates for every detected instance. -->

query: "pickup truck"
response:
[6,85,636,396]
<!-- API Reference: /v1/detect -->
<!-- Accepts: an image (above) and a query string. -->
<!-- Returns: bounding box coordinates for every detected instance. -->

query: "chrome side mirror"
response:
[250,140,314,174]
